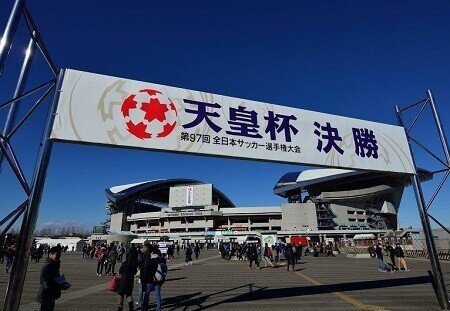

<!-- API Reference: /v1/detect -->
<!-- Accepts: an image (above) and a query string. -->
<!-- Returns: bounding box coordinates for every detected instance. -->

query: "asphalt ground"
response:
[0,250,449,310]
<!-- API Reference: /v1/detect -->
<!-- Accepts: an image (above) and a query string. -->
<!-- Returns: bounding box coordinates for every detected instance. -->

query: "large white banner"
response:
[51,69,415,174]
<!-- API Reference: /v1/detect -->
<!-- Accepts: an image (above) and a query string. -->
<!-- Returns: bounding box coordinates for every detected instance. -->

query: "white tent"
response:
[130,238,148,244]
[353,234,376,240]
[36,237,85,251]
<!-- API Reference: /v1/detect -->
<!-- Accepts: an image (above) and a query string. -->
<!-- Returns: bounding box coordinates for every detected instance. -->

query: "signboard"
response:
[222,230,235,236]
[164,210,221,218]
[157,242,170,254]
[204,230,215,237]
[51,69,415,173]
[92,225,106,235]
[169,184,212,208]
[262,233,277,247]
[186,186,194,206]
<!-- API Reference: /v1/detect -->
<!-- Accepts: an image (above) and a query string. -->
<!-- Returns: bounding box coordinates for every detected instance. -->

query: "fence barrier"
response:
[342,247,450,261]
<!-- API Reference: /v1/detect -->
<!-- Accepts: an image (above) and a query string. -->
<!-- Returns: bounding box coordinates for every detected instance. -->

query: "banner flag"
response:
[51,69,414,174]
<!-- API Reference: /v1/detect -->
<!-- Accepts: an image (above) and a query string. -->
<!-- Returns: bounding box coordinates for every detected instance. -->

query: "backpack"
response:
[155,258,168,283]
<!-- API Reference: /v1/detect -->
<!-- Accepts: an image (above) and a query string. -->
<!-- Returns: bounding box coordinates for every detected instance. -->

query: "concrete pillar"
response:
[227,217,230,230]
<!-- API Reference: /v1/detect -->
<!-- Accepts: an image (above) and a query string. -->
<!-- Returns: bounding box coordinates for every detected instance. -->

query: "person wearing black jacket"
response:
[138,243,151,307]
[395,243,409,271]
[185,245,193,265]
[38,247,62,311]
[247,244,260,269]
[285,243,295,272]
[141,247,163,311]
[116,247,138,311]
[385,242,396,270]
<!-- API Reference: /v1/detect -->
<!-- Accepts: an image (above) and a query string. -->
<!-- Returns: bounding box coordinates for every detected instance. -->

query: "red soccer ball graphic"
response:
[121,89,178,139]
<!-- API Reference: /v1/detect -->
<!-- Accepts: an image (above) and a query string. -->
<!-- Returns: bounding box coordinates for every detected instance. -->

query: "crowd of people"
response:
[0,235,415,311]
[218,241,309,271]
[369,241,409,273]
[85,241,175,311]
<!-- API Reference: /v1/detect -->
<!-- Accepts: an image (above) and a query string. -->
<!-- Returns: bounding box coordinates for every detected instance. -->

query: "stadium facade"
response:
[93,168,432,244]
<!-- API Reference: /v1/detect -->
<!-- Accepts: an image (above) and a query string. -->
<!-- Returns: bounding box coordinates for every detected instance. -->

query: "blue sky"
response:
[0,0,449,229]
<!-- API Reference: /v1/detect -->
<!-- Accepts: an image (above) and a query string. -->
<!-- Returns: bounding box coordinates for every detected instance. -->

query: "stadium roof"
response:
[106,179,235,208]
[274,168,433,198]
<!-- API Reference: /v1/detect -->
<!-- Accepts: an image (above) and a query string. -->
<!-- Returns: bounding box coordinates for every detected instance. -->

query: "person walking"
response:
[194,243,200,260]
[137,244,152,308]
[82,245,87,260]
[185,245,193,265]
[296,244,303,262]
[375,242,386,272]
[107,248,119,276]
[95,244,108,276]
[4,243,15,274]
[116,244,122,261]
[395,242,409,271]
[116,248,138,311]
[285,243,295,272]
[36,246,44,263]
[382,244,394,273]
[263,243,274,268]
[385,242,396,270]
[141,247,166,311]
[247,244,260,269]
[38,247,62,311]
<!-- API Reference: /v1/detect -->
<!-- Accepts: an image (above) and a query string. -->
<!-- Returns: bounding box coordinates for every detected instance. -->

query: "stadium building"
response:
[93,168,432,245]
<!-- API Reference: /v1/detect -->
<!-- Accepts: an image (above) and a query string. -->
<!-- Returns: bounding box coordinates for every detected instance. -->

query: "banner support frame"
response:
[2,69,65,311]
[395,93,450,310]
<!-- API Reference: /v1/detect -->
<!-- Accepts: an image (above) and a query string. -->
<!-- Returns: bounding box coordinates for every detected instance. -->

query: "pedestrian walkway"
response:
[0,251,447,310]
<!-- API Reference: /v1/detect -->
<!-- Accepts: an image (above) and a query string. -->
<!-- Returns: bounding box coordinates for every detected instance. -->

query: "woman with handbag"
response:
[116,247,138,311]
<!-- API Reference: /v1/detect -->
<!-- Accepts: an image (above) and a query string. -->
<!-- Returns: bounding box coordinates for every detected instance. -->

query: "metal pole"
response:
[0,0,26,77]
[428,90,450,165]
[0,37,36,171]
[396,106,450,310]
[3,69,65,311]
[22,7,58,76]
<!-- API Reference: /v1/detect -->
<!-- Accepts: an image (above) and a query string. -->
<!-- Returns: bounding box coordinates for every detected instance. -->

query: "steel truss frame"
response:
[0,1,60,310]
[396,92,450,310]
[0,1,449,311]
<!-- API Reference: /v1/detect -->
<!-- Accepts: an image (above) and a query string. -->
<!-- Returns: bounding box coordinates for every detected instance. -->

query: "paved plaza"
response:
[0,250,449,310]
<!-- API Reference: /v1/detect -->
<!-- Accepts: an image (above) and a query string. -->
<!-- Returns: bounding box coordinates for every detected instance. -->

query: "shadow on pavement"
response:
[163,284,267,311]
[161,275,432,310]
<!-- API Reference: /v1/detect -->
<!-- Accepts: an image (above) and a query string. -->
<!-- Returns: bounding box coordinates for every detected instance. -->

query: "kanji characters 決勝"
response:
[313,121,379,159]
